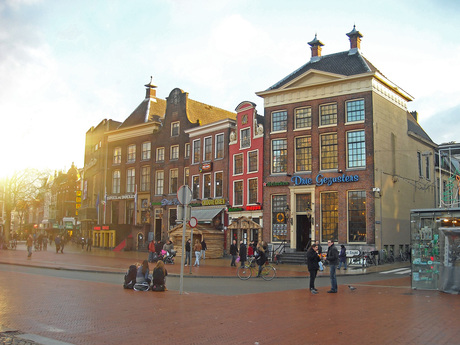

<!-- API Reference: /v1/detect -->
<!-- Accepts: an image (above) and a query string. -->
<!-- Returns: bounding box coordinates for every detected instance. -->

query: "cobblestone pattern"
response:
[0,332,39,345]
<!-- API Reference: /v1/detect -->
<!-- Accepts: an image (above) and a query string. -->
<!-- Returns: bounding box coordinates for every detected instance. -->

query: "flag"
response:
[134,184,138,225]
[96,193,100,222]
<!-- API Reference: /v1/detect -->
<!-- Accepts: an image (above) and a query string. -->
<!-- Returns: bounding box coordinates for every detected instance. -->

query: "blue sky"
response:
[1,0,460,177]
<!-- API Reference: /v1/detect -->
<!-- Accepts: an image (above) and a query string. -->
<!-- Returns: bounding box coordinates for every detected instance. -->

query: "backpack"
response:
[123,265,137,289]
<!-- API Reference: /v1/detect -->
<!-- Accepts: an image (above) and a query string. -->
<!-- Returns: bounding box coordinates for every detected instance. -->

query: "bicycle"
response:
[6,240,17,250]
[237,256,276,281]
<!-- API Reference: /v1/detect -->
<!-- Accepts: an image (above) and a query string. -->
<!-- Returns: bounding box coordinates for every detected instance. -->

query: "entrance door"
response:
[155,219,162,241]
[296,215,311,251]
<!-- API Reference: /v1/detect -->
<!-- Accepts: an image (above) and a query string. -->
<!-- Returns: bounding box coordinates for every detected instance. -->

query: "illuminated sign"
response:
[246,205,261,211]
[93,226,101,230]
[264,181,289,187]
[199,162,213,173]
[292,173,359,186]
[202,198,226,206]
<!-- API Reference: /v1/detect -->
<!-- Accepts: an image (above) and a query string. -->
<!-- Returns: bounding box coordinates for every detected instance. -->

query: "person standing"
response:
[184,239,191,266]
[193,239,202,267]
[239,241,247,268]
[42,236,47,251]
[60,235,65,253]
[338,244,347,270]
[26,235,33,258]
[201,239,207,260]
[86,237,92,251]
[306,243,321,294]
[316,240,323,255]
[230,239,239,267]
[54,234,61,254]
[148,239,156,262]
[326,240,339,293]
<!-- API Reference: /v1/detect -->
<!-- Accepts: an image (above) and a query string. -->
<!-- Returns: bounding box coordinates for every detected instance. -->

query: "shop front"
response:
[92,225,116,249]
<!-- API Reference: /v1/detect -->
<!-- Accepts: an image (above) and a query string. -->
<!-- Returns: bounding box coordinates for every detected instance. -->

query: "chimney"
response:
[410,111,418,122]
[346,25,363,53]
[145,76,157,99]
[308,34,324,62]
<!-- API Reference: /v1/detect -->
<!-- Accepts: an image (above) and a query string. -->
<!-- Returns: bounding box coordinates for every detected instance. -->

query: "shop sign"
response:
[264,181,290,187]
[93,226,101,231]
[246,205,261,211]
[107,194,135,200]
[228,207,244,212]
[292,173,359,187]
[202,198,226,206]
[102,226,110,230]
[199,162,213,173]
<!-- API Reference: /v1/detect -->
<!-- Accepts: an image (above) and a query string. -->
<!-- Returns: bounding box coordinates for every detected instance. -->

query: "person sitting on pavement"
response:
[152,260,168,291]
[136,260,151,285]
[255,243,267,277]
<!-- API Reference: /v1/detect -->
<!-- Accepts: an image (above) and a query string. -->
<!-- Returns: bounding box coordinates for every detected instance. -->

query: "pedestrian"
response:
[306,243,321,294]
[184,239,191,266]
[239,240,247,267]
[326,240,339,293]
[42,236,47,251]
[148,239,156,262]
[26,234,33,258]
[163,239,174,255]
[230,239,239,267]
[255,242,267,277]
[86,237,92,251]
[155,240,163,256]
[247,241,254,256]
[60,235,65,253]
[338,244,347,270]
[201,238,207,260]
[54,234,61,254]
[316,240,323,255]
[81,238,85,250]
[193,239,202,267]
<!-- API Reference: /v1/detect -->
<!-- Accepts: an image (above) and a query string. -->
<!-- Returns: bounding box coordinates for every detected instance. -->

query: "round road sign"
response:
[189,217,198,228]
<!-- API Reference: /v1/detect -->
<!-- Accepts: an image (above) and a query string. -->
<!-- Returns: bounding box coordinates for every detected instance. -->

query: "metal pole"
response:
[179,204,186,294]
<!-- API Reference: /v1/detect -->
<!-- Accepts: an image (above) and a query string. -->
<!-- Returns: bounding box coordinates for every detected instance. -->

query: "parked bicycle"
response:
[7,239,17,250]
[237,256,276,281]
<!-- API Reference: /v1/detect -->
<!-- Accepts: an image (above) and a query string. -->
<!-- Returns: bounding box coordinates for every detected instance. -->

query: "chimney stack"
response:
[346,25,363,52]
[308,34,324,62]
[145,76,157,99]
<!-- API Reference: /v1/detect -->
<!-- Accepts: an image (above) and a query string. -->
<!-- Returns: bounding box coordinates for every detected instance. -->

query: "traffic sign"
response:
[177,185,192,205]
[189,217,198,228]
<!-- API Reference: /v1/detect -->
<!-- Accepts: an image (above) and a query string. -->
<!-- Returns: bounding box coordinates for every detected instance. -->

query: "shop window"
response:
[192,175,200,199]
[272,195,288,241]
[348,191,366,242]
[321,192,338,241]
[271,139,287,173]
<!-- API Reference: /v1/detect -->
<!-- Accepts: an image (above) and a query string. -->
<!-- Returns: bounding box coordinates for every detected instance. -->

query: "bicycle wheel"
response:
[261,265,276,281]
[237,265,252,280]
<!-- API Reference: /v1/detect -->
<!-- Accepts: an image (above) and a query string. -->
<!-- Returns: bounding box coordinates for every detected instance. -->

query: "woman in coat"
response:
[338,244,347,270]
[306,243,321,293]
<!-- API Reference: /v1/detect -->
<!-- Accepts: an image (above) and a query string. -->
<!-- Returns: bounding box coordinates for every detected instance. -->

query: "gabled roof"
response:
[407,112,435,146]
[186,98,236,125]
[118,97,166,129]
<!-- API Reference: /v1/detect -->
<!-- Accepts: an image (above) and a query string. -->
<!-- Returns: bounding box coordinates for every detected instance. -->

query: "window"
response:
[234,181,243,205]
[126,168,135,193]
[193,139,201,164]
[113,147,121,164]
[155,171,164,195]
[185,143,190,158]
[417,152,423,178]
[184,167,189,186]
[320,103,337,126]
[192,175,200,199]
[320,133,338,170]
[272,111,287,132]
[203,173,211,198]
[295,136,312,172]
[126,201,134,225]
[171,122,180,136]
[425,156,430,180]
[112,170,120,194]
[127,144,136,163]
[156,147,165,162]
[140,166,150,192]
[215,171,223,197]
[272,139,287,173]
[347,130,366,168]
[248,178,258,204]
[170,145,179,160]
[321,192,338,241]
[234,154,243,175]
[169,169,178,194]
[204,137,212,161]
[141,142,151,160]
[215,134,224,159]
[295,107,312,129]
[241,128,251,148]
[272,195,288,241]
[348,191,366,242]
[248,151,258,173]
[346,99,365,122]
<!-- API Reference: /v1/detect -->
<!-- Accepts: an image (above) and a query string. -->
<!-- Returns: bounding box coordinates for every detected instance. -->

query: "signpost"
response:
[177,185,192,295]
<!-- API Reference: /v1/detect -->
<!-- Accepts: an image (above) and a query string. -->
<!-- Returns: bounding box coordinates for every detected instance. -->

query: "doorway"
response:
[296,215,311,251]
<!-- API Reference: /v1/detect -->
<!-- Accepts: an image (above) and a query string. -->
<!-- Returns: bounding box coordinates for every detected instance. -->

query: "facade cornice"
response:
[184,118,236,138]
[106,122,159,143]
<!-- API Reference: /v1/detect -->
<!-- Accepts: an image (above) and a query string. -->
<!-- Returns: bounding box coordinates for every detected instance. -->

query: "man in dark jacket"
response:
[230,240,238,267]
[184,239,191,266]
[326,240,339,293]
[239,241,247,268]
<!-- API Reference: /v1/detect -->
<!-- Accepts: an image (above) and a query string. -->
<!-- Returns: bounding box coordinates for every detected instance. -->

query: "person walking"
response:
[326,240,339,293]
[230,239,239,267]
[60,235,65,253]
[193,239,202,267]
[338,244,347,270]
[184,239,191,266]
[54,234,61,254]
[86,237,92,251]
[239,240,247,268]
[201,239,207,260]
[255,242,267,277]
[26,235,33,258]
[306,243,321,294]
[42,236,47,251]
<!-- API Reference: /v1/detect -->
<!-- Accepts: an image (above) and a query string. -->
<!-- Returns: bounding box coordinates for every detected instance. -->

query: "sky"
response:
[1,0,460,178]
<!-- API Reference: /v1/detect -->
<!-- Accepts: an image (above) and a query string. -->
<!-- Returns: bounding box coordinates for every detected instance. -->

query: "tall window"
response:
[169,169,178,194]
[184,167,189,186]
[141,142,151,160]
[272,110,287,132]
[272,195,288,241]
[185,143,190,158]
[320,103,337,126]
[170,145,179,160]
[113,147,121,164]
[248,151,258,173]
[171,122,180,136]
[348,191,366,242]
[155,171,164,195]
[346,99,365,122]
[347,130,366,168]
[204,137,212,161]
[272,139,287,173]
[156,147,165,162]
[234,154,243,175]
[417,152,423,177]
[320,133,338,170]
[321,192,338,241]
[112,170,120,194]
[126,201,134,225]
[203,173,211,198]
[140,166,150,192]
[241,128,251,148]
[295,107,312,129]
[295,136,312,172]
[215,134,224,159]
[425,156,430,180]
[192,175,200,199]
[215,171,223,197]
[127,144,136,163]
[193,139,201,164]
[248,178,258,204]
[126,168,135,193]
[234,181,243,205]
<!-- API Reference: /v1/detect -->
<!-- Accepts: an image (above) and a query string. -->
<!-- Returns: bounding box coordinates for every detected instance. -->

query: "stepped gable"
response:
[186,98,236,125]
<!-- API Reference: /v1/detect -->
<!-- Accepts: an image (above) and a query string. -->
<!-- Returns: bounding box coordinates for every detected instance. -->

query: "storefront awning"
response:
[191,207,225,222]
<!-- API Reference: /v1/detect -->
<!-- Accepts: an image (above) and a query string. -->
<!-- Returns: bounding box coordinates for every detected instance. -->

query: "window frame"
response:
[203,173,211,199]
[170,145,179,160]
[295,136,312,172]
[248,178,258,205]
[215,171,223,198]
[320,133,338,171]
[240,128,251,149]
[204,136,212,162]
[141,142,151,161]
[192,139,201,164]
[169,169,178,194]
[171,121,180,136]
[345,99,365,123]
[234,153,244,175]
[113,147,121,165]
[347,130,366,169]
[140,166,150,192]
[319,103,338,127]
[348,190,367,243]
[295,107,312,130]
[155,170,164,195]
[271,110,287,132]
[233,180,244,206]
[156,147,165,162]
[126,168,135,193]
[112,170,121,194]
[247,150,258,173]
[271,138,288,174]
[127,144,136,163]
[215,133,224,159]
